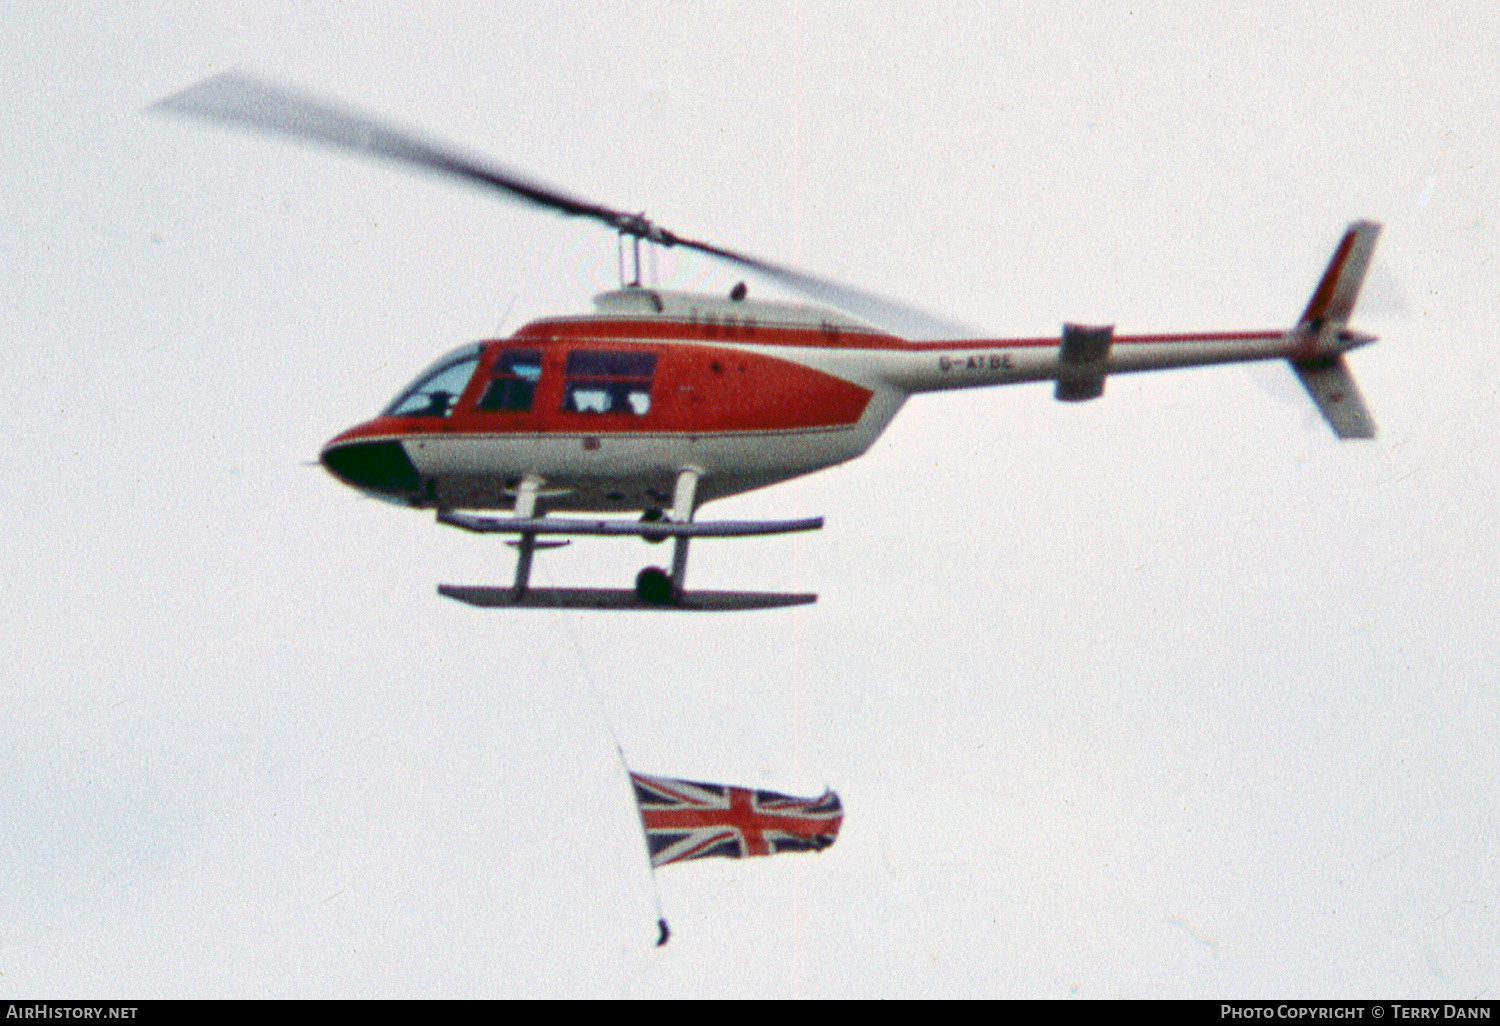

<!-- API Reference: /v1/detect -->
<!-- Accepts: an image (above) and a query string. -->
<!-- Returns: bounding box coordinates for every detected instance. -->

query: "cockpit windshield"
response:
[383,344,483,417]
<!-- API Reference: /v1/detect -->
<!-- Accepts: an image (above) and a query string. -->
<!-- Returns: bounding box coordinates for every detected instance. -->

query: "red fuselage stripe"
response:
[519,317,1282,351]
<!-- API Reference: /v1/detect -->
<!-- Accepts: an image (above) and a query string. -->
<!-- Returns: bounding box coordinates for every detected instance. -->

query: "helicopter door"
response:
[475,348,544,423]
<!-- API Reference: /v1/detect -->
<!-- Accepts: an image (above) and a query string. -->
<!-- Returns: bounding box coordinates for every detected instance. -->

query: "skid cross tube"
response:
[512,530,538,597]
[668,468,700,592]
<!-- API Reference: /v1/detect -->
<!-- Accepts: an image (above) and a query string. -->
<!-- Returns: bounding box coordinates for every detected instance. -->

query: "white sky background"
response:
[2,1,1496,998]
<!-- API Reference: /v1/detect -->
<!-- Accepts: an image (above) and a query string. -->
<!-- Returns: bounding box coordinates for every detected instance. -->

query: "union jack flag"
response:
[631,772,844,868]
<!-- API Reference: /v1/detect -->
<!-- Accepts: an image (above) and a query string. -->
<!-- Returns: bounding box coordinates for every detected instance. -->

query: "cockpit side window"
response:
[562,349,656,416]
[479,349,542,412]
[383,344,482,417]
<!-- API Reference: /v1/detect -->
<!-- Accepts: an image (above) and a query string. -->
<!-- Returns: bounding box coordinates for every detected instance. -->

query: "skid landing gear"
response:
[434,470,822,611]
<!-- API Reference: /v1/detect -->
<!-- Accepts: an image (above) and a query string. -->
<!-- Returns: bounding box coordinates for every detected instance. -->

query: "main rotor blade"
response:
[151,73,636,227]
[152,72,971,339]
[670,236,972,339]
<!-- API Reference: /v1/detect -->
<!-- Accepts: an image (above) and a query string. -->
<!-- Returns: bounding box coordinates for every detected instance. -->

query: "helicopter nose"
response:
[320,438,422,496]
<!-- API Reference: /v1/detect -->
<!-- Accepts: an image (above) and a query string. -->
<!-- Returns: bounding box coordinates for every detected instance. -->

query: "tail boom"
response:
[884,221,1382,438]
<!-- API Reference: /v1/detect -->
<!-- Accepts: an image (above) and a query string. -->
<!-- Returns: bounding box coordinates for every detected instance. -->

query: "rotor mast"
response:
[616,221,661,289]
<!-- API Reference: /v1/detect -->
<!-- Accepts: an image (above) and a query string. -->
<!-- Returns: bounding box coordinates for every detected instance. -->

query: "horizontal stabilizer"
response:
[1292,356,1376,439]
[438,585,816,611]
[439,511,823,538]
[1056,323,1114,401]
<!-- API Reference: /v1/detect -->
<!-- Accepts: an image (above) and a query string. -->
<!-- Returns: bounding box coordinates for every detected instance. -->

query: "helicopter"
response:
[155,74,1382,611]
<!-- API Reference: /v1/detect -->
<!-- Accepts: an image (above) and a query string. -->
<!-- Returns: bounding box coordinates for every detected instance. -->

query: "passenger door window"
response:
[562,350,656,416]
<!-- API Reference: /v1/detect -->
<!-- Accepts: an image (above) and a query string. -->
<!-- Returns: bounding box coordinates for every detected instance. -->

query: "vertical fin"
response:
[1300,221,1382,328]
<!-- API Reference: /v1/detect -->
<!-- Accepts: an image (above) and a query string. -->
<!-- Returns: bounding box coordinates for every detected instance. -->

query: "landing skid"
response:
[437,585,816,611]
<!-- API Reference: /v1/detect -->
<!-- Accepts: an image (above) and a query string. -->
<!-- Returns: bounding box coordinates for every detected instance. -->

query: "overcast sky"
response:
[2,1,1496,998]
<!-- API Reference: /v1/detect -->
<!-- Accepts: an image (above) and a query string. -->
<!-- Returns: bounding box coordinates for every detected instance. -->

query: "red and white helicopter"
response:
[157,74,1382,611]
